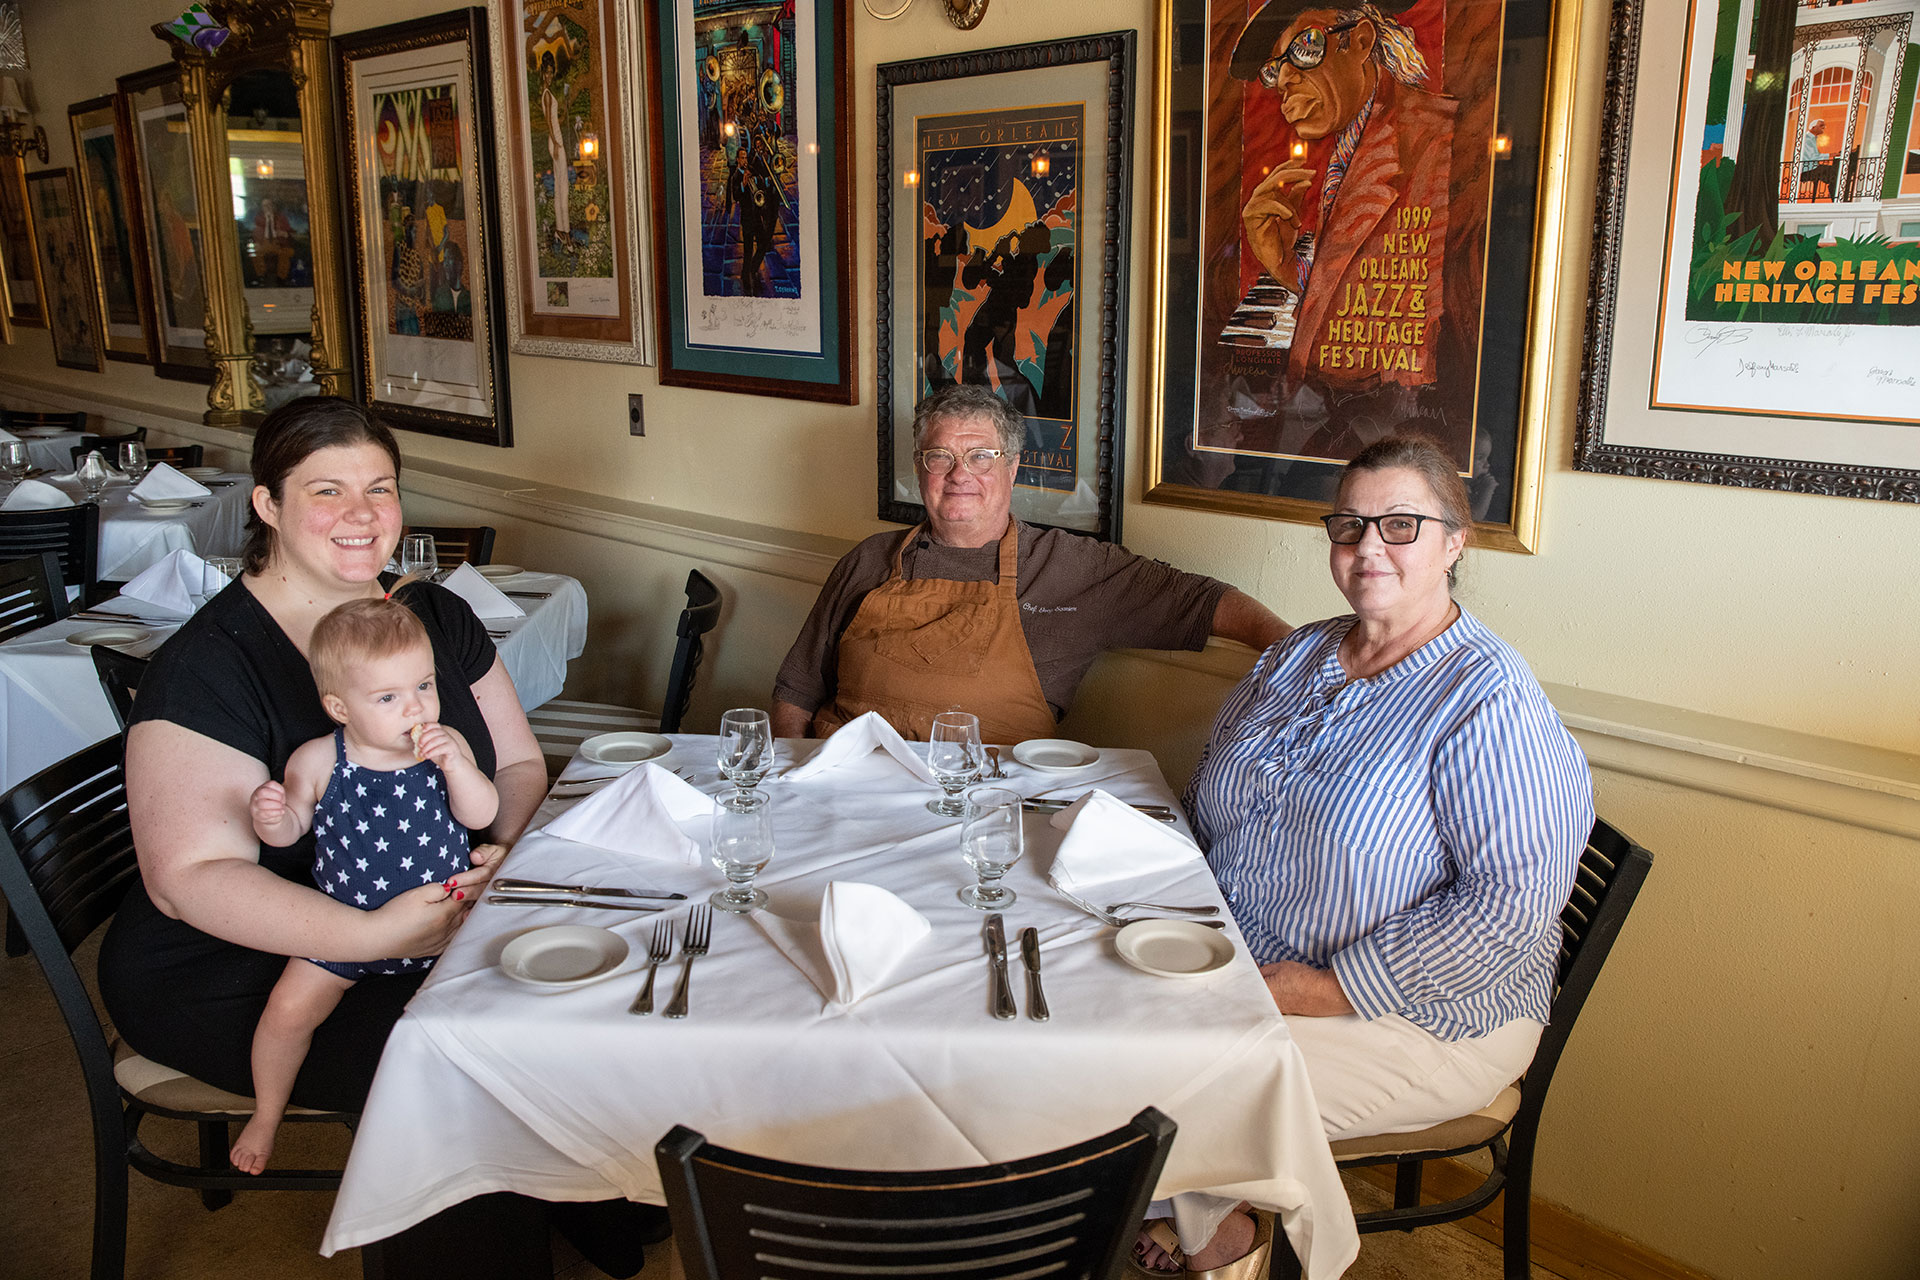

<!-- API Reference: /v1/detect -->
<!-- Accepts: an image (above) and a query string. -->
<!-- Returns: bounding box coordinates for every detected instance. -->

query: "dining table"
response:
[24,468,253,582]
[320,735,1362,1278]
[2,425,86,473]
[0,567,590,794]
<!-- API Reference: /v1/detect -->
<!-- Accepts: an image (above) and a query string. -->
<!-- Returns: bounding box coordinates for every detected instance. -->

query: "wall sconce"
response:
[903,169,920,188]
[0,76,47,165]
[255,158,274,178]
[723,120,736,139]
[1030,151,1050,177]
[577,130,599,163]
[1290,141,1307,159]
[1492,134,1512,157]
[861,0,989,30]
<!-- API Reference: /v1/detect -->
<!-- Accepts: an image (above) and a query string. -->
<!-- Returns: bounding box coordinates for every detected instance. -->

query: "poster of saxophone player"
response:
[1147,0,1569,548]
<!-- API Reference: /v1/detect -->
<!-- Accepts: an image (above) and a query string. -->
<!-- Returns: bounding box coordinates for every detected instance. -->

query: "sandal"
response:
[1183,1209,1273,1280]
[1126,1218,1186,1277]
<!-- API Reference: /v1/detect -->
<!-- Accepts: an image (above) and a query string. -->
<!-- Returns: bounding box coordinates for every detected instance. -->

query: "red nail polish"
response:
[455,890,465,900]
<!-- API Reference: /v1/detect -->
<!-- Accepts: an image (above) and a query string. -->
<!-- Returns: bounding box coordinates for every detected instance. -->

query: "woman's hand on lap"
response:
[370,881,475,959]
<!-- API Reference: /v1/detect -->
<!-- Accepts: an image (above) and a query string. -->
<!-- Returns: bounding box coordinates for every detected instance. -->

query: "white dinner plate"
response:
[135,497,193,511]
[477,563,526,580]
[179,466,221,479]
[1012,739,1100,771]
[579,731,671,767]
[1114,920,1234,979]
[13,426,68,437]
[67,626,152,649]
[498,925,629,988]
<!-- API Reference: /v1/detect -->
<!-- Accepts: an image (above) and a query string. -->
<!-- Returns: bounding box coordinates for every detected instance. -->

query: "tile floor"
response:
[0,926,1566,1280]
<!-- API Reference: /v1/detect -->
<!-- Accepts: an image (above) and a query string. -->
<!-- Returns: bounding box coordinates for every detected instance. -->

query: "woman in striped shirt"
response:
[1142,434,1593,1279]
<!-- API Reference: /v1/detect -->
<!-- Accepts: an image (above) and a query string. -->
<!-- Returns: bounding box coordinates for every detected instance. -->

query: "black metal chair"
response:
[1332,818,1654,1279]
[659,1107,1176,1280]
[407,524,495,568]
[71,443,202,470]
[89,644,149,729]
[0,408,88,433]
[0,737,357,1280]
[661,570,721,734]
[0,550,70,643]
[0,503,103,606]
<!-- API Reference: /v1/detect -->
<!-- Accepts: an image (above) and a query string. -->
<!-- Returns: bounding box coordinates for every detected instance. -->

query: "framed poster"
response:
[1575,0,1920,500]
[68,94,154,362]
[642,0,856,402]
[0,153,42,329]
[1143,0,1581,552]
[26,168,105,372]
[877,34,1136,543]
[117,63,213,383]
[337,8,513,447]
[490,0,651,363]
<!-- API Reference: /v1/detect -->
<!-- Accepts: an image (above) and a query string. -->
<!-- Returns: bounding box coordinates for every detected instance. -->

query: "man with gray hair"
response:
[772,384,1289,743]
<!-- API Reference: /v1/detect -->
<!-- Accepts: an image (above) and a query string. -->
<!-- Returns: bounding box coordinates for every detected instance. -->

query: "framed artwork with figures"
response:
[118,62,213,383]
[69,94,154,362]
[0,153,41,330]
[27,168,105,372]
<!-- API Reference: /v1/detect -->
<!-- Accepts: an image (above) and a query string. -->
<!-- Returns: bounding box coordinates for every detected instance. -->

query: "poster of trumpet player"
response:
[1144,0,1578,551]
[644,0,854,401]
[879,36,1135,542]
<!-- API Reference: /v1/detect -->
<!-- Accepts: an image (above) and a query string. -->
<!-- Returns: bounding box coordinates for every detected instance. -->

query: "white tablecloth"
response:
[0,572,590,793]
[30,470,251,581]
[322,738,1361,1277]
[7,428,85,473]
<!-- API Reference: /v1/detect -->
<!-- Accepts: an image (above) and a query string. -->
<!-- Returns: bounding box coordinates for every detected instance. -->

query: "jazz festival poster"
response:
[916,104,1084,503]
[1652,0,1920,426]
[517,0,620,319]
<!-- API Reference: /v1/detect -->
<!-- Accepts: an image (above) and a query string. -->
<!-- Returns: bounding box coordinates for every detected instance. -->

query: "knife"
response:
[984,914,1017,1020]
[1019,927,1049,1022]
[485,894,665,912]
[493,878,686,900]
[1022,800,1178,824]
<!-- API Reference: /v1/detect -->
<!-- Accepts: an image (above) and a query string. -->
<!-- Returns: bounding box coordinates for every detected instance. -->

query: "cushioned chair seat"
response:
[110,1039,331,1119]
[1328,1085,1521,1161]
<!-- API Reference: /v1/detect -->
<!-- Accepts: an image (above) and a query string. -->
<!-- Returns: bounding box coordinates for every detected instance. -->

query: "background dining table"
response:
[2,425,86,473]
[320,736,1361,1278]
[27,469,253,582]
[0,569,590,793]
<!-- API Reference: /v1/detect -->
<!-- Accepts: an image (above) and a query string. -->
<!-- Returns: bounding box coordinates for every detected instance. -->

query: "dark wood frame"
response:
[875,33,1135,544]
[25,168,106,373]
[116,62,214,384]
[0,152,44,331]
[335,7,514,447]
[68,94,155,364]
[641,0,856,403]
[1573,0,1920,503]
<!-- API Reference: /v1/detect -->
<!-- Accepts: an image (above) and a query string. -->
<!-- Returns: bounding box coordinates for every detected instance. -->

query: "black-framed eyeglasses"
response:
[1320,512,1445,544]
[915,447,1010,475]
[1257,19,1363,85]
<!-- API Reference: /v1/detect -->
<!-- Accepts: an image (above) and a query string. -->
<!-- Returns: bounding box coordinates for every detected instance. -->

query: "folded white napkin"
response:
[132,461,212,501]
[439,561,525,621]
[1047,789,1201,895]
[118,548,211,615]
[1,479,75,511]
[0,427,18,444]
[542,763,715,865]
[756,881,932,1005]
[785,710,937,784]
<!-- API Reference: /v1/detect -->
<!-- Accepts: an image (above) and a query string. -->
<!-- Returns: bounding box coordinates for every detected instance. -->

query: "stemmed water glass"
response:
[718,708,773,797]
[77,451,110,503]
[710,790,774,913]
[926,710,983,817]
[118,440,148,483]
[0,440,25,487]
[399,533,439,579]
[958,787,1024,910]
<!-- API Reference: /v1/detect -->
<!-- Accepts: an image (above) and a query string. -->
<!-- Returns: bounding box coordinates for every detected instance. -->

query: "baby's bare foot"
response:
[230,1117,277,1175]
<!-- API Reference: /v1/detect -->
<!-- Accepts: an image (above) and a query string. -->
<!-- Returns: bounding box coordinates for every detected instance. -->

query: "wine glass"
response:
[710,790,774,913]
[926,710,982,816]
[718,708,773,796]
[958,787,1024,910]
[118,440,147,482]
[77,451,110,502]
[399,533,439,579]
[0,439,25,486]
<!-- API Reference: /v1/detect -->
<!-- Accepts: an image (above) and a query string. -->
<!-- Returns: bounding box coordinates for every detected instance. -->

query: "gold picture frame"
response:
[1141,0,1583,553]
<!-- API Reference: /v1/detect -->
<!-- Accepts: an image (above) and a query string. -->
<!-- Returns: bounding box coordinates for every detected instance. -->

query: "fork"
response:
[661,906,712,1018]
[1105,900,1220,917]
[1056,887,1226,930]
[628,919,675,1015]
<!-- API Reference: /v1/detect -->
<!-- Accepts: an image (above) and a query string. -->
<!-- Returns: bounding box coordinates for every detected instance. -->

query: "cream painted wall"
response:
[7,3,1920,1279]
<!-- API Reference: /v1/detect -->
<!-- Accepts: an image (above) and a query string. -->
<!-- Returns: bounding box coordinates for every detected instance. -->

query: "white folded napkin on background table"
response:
[542,763,715,865]
[131,461,212,501]
[439,561,526,621]
[784,710,937,784]
[755,880,932,1005]
[1047,789,1202,894]
[118,548,211,615]
[1,479,75,511]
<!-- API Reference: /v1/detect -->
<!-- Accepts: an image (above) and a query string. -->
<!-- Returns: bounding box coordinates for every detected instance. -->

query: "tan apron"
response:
[814,521,1058,744]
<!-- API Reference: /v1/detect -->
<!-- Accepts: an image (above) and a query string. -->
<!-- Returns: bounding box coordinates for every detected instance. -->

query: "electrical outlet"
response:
[627,393,644,436]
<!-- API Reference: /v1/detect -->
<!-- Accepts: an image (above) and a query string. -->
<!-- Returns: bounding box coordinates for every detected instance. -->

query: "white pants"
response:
[1153,1014,1543,1260]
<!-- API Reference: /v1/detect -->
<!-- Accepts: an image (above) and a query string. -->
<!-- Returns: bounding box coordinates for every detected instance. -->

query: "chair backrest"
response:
[75,428,147,456]
[408,524,495,568]
[0,409,87,433]
[0,505,99,606]
[91,644,150,729]
[659,1107,1176,1280]
[0,551,70,643]
[1519,819,1653,1121]
[74,442,201,469]
[0,737,137,959]
[659,570,722,735]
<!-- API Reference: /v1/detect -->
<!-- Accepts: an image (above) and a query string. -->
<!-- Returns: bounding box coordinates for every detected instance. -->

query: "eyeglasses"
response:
[1320,512,1446,544]
[915,447,1010,475]
[1258,19,1363,85]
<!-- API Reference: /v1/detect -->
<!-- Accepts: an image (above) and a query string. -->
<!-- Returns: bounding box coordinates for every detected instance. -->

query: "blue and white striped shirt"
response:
[1185,609,1593,1041]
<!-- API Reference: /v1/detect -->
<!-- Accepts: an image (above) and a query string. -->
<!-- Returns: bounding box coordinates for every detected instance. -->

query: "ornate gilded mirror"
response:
[153,0,347,427]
